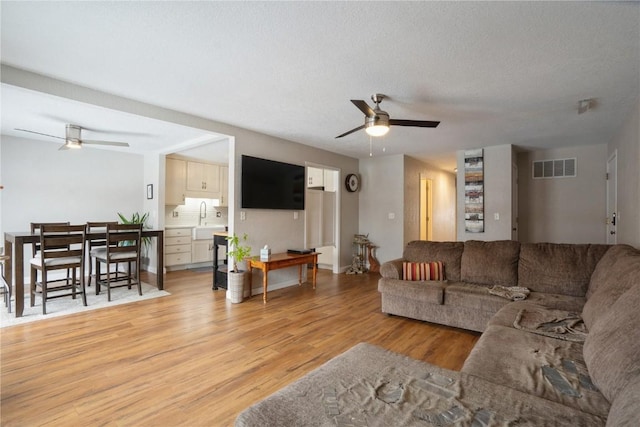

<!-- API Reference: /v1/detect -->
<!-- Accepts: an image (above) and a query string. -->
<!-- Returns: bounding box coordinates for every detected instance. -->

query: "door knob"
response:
[610,231,616,235]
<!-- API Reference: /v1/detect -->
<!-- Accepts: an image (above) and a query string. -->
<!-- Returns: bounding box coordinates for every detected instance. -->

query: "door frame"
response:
[606,151,617,244]
[304,162,341,273]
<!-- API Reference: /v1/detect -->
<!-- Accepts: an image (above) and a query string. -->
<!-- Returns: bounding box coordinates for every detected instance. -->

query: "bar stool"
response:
[29,224,87,315]
[86,221,118,287]
[1,249,10,312]
[95,223,143,301]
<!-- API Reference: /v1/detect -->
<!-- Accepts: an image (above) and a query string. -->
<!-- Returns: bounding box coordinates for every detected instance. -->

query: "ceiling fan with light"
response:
[336,94,440,139]
[15,124,130,150]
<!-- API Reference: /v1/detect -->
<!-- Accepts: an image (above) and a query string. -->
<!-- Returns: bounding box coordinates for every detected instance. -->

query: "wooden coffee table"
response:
[247,252,319,303]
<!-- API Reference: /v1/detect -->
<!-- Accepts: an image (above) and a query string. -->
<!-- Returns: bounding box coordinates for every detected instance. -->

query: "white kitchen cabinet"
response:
[192,240,214,263]
[166,158,187,205]
[187,161,220,197]
[165,227,192,267]
[219,165,228,207]
[307,166,324,188]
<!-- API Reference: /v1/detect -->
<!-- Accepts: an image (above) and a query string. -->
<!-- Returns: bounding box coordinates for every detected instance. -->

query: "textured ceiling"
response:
[1,1,638,170]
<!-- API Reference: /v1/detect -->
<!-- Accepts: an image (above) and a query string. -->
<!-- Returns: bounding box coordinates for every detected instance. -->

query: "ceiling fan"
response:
[336,94,440,138]
[15,124,130,150]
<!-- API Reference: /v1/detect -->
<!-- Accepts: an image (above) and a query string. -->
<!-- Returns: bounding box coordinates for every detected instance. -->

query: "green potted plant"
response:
[117,211,150,244]
[117,212,151,265]
[226,233,252,303]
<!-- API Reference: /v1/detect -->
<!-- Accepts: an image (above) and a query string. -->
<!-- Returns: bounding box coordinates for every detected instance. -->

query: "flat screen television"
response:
[241,155,305,210]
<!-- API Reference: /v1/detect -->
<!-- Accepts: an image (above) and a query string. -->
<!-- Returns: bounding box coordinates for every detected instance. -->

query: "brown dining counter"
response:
[3,229,164,317]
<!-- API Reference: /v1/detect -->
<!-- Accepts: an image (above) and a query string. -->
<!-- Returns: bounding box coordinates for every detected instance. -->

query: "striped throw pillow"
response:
[402,261,445,281]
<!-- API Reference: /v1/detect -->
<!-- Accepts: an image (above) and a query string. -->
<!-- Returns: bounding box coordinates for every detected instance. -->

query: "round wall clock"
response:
[345,174,360,192]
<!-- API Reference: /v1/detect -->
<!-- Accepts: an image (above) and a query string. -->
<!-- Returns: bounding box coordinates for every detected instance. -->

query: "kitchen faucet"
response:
[199,201,207,226]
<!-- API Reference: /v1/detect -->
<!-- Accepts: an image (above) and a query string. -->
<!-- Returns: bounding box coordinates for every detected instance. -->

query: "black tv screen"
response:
[241,155,305,210]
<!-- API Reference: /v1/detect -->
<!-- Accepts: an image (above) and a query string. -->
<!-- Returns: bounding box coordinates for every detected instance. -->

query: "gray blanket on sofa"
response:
[513,308,588,342]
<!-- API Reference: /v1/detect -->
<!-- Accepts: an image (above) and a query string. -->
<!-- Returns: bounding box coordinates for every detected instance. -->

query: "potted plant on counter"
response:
[226,233,252,303]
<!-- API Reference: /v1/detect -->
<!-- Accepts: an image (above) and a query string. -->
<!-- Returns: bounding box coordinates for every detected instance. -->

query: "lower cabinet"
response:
[192,240,214,263]
[165,228,193,267]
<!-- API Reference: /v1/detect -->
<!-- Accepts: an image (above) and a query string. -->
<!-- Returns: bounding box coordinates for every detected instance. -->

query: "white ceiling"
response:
[1,2,638,170]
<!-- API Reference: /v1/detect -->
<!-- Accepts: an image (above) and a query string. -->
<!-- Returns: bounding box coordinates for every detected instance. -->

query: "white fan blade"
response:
[15,128,65,140]
[82,140,130,147]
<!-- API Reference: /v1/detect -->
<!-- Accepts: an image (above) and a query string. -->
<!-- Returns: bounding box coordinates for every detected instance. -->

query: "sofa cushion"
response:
[582,244,640,330]
[380,259,402,279]
[518,243,610,297]
[460,240,520,287]
[444,282,511,313]
[402,241,465,281]
[583,283,640,403]
[402,261,444,281]
[462,325,610,417]
[378,278,445,305]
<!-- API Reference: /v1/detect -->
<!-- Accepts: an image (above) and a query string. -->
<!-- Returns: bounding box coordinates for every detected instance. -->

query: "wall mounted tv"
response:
[241,155,305,210]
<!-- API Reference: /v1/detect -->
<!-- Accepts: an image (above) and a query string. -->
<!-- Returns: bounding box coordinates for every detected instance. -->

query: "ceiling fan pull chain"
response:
[369,135,373,157]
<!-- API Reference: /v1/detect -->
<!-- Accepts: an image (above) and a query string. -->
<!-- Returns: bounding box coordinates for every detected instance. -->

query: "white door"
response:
[419,178,432,240]
[606,152,617,244]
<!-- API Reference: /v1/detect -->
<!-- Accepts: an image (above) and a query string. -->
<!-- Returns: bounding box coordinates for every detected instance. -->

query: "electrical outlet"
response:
[293,211,299,220]
[240,211,246,221]
[216,211,222,218]
[172,211,179,218]
[388,213,395,220]
[494,213,500,221]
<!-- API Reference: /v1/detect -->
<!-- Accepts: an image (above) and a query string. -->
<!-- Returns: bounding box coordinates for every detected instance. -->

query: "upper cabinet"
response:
[187,161,220,196]
[220,165,228,207]
[166,158,187,205]
[307,166,324,189]
[166,157,227,204]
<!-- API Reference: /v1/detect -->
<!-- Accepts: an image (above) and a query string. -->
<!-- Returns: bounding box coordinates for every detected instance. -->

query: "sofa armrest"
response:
[380,258,404,279]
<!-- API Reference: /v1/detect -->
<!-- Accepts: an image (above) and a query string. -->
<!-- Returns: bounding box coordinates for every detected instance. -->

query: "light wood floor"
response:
[1,269,479,426]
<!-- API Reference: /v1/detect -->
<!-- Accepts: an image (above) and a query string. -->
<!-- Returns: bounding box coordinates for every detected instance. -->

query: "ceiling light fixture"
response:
[364,113,390,137]
[65,139,82,149]
[365,123,390,137]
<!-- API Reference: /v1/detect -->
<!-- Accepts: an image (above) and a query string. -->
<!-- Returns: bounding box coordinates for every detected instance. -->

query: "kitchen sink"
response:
[192,225,226,240]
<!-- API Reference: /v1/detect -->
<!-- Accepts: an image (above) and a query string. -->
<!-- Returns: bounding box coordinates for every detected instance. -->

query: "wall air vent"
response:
[532,158,576,179]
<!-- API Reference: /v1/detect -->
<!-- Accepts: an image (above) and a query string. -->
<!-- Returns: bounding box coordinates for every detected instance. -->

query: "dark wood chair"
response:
[29,224,87,314]
[30,222,71,306]
[1,250,10,312]
[86,221,118,287]
[95,223,143,301]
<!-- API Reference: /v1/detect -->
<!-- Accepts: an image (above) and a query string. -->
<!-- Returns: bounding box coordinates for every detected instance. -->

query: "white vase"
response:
[226,271,246,304]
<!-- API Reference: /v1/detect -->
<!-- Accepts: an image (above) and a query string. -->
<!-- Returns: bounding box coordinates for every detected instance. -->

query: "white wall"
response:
[1,136,144,274]
[517,144,607,244]
[359,155,404,263]
[457,144,514,241]
[608,97,640,247]
[143,152,162,272]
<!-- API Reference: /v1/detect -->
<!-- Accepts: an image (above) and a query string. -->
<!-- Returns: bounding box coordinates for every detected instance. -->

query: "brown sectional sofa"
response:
[378,240,640,426]
[236,240,638,426]
[379,240,610,332]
